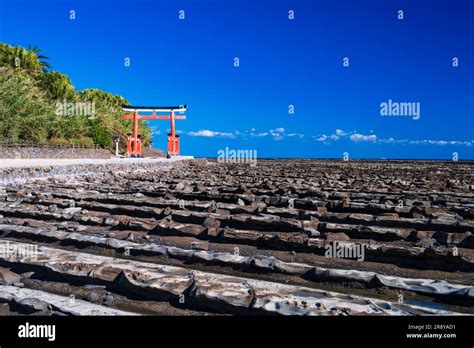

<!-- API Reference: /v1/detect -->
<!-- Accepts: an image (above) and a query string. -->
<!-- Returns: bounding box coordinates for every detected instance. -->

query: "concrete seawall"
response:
[0,147,110,159]
[0,157,196,184]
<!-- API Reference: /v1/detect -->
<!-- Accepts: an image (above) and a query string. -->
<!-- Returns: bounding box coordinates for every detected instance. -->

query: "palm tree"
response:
[0,43,50,75]
[27,45,51,72]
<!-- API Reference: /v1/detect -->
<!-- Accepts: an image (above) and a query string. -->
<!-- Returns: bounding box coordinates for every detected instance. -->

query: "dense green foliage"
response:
[0,42,151,149]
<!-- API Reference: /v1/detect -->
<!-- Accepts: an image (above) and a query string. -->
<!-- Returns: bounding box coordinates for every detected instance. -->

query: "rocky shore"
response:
[0,158,472,315]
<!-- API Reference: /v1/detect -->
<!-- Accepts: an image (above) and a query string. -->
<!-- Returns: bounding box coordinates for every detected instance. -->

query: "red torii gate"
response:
[122,105,187,157]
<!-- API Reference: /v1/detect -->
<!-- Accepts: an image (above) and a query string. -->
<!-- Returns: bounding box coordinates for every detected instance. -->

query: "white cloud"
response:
[335,129,348,136]
[187,127,472,147]
[269,128,286,140]
[272,134,284,141]
[350,133,378,142]
[313,129,354,142]
[378,138,472,146]
[315,135,328,142]
[188,129,236,138]
[249,128,286,140]
[380,137,396,143]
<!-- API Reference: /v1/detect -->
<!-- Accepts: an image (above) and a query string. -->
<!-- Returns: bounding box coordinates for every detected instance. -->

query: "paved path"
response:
[0,156,194,169]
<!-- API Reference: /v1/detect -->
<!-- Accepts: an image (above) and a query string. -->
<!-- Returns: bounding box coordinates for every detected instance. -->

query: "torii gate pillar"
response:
[167,111,180,156]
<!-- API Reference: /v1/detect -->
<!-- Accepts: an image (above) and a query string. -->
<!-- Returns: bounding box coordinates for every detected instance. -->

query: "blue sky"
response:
[1,0,473,159]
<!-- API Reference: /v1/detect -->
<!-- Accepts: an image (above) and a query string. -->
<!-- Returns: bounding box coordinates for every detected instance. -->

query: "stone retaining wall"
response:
[0,147,110,159]
[0,159,191,185]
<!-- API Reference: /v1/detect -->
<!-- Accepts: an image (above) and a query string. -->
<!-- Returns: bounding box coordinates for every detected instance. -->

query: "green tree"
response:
[79,89,152,148]
[0,42,153,151]
[90,119,113,148]
[40,71,76,100]
[0,68,52,142]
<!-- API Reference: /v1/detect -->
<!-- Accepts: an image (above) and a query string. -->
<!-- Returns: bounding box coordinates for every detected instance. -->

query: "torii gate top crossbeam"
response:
[122,105,187,113]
